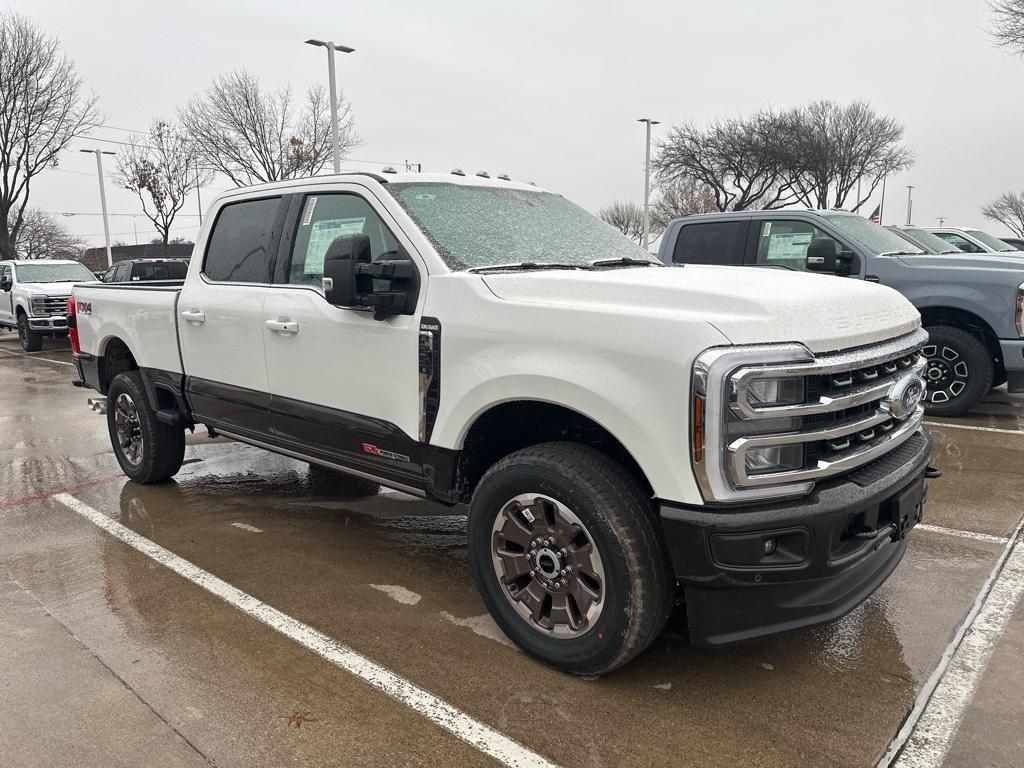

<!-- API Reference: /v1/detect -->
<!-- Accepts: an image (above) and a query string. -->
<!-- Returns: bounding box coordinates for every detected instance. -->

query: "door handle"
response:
[180,309,206,323]
[265,319,299,334]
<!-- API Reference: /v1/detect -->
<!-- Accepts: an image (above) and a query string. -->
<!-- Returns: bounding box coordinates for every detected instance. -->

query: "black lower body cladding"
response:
[659,429,932,647]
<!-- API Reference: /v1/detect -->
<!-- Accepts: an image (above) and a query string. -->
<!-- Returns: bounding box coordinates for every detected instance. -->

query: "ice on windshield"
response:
[822,213,924,256]
[389,182,653,270]
[14,262,96,283]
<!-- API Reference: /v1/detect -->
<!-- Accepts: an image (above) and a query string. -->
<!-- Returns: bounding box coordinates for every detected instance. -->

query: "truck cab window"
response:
[287,194,402,289]
[755,221,836,271]
[934,232,984,253]
[672,221,747,265]
[203,197,282,283]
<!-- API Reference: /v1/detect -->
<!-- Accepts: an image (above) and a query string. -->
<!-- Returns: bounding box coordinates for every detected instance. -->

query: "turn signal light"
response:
[692,393,705,464]
[66,297,80,354]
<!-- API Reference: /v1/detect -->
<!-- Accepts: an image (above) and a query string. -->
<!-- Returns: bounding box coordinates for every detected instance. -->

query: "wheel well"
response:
[98,338,138,394]
[454,401,653,503]
[918,307,1003,372]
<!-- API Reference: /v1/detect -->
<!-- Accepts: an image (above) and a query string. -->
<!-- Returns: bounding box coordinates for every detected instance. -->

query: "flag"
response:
[868,205,881,224]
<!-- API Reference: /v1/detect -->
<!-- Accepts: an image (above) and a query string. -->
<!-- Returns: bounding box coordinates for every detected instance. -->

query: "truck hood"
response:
[20,280,95,295]
[481,265,920,354]
[897,253,1024,273]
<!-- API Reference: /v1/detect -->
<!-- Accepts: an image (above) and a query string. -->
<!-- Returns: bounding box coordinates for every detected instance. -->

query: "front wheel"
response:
[107,371,185,483]
[468,442,674,676]
[17,314,43,352]
[920,325,993,416]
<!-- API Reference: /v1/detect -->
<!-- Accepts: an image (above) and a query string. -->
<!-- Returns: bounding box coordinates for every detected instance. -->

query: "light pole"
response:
[80,148,116,267]
[306,38,355,174]
[638,117,660,251]
[905,185,914,226]
[937,216,946,226]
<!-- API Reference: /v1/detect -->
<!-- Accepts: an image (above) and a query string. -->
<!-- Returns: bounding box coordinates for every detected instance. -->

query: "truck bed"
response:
[73,282,185,374]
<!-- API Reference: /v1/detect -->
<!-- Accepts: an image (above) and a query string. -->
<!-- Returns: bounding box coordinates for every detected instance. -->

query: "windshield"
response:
[389,182,655,270]
[14,261,96,283]
[821,213,925,255]
[899,227,962,254]
[965,229,1016,252]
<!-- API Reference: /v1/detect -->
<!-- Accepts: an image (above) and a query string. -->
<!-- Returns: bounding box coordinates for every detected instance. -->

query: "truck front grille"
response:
[31,295,71,316]
[724,328,928,490]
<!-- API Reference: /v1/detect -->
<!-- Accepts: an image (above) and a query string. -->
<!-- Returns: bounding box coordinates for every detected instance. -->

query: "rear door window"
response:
[672,221,748,265]
[203,197,282,283]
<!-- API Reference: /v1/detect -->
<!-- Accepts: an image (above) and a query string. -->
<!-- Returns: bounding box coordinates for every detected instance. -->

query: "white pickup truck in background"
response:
[0,259,98,351]
[69,171,934,674]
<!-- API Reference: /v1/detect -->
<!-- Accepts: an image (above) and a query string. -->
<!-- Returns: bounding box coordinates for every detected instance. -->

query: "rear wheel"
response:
[468,442,674,675]
[920,325,993,416]
[17,313,43,352]
[107,371,185,483]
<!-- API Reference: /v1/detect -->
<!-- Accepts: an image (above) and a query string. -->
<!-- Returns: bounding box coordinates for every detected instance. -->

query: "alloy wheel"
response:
[921,343,969,404]
[114,393,145,465]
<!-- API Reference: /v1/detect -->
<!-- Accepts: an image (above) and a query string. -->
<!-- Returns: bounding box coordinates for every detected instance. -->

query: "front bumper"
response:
[999,339,1024,392]
[28,314,68,332]
[659,429,932,647]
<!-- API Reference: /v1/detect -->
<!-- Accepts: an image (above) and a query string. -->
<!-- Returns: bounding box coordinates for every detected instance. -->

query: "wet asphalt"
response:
[1,332,1022,768]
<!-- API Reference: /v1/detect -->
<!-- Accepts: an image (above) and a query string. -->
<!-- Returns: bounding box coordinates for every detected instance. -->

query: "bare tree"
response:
[650,178,719,232]
[654,111,795,212]
[179,70,357,187]
[0,12,101,258]
[116,119,210,253]
[990,0,1024,55]
[981,191,1024,238]
[10,207,86,259]
[598,201,646,242]
[778,100,913,210]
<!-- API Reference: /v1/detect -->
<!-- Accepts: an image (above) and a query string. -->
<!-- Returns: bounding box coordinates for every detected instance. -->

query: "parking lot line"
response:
[923,420,1024,436]
[915,524,1010,545]
[880,513,1024,768]
[52,492,559,768]
[0,348,74,366]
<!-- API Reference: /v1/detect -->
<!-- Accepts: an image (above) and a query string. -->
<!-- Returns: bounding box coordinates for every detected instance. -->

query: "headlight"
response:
[744,444,804,475]
[1016,281,1024,336]
[745,377,805,407]
[29,295,48,316]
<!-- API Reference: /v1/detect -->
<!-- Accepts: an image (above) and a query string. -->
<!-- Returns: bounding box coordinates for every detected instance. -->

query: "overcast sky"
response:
[11,0,1024,246]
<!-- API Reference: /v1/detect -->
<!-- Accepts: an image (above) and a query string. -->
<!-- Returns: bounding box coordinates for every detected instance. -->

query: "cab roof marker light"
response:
[382,166,398,174]
[451,168,465,176]
[476,171,490,178]
[498,174,511,181]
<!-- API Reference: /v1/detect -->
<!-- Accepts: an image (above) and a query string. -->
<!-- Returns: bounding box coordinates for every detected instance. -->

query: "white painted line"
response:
[916,524,1009,545]
[924,420,1024,436]
[53,493,558,768]
[0,348,75,366]
[880,514,1024,767]
[230,522,263,534]
[369,584,422,605]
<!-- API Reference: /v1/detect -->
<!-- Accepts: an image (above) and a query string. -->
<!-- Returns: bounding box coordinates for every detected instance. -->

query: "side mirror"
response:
[322,234,419,318]
[0,278,11,292]
[806,238,838,273]
[835,247,858,277]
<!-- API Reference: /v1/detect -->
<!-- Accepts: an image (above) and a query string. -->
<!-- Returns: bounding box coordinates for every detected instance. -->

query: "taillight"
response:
[67,297,81,354]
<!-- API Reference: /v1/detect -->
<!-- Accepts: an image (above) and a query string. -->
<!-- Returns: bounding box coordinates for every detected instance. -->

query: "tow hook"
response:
[87,397,107,415]
[925,465,942,479]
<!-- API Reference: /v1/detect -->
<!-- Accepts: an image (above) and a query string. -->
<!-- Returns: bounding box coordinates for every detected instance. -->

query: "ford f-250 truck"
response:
[659,210,1024,416]
[69,172,934,674]
[0,259,98,351]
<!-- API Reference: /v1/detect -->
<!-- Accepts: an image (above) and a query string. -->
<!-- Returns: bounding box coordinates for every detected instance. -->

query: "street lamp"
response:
[306,38,355,174]
[80,148,116,267]
[937,216,946,226]
[905,185,914,226]
[637,118,660,251]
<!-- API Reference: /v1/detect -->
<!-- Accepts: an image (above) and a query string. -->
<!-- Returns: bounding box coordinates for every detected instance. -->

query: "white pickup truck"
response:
[70,171,934,674]
[0,259,98,351]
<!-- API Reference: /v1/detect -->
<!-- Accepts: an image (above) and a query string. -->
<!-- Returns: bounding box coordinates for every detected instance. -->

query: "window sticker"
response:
[765,232,813,261]
[301,197,318,226]
[303,217,367,275]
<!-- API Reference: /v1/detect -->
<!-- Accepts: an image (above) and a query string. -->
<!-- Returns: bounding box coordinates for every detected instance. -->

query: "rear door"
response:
[261,186,426,488]
[178,195,288,436]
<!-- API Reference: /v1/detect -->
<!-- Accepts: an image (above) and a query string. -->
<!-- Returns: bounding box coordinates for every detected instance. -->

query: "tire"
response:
[306,462,381,498]
[468,442,674,676]
[107,371,185,483]
[921,325,993,416]
[17,313,43,352]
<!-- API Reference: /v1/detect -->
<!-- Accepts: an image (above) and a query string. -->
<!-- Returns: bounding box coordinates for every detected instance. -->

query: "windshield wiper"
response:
[467,262,583,274]
[589,257,660,268]
[879,251,922,257]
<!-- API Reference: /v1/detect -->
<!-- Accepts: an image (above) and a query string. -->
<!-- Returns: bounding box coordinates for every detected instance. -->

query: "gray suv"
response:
[658,210,1024,415]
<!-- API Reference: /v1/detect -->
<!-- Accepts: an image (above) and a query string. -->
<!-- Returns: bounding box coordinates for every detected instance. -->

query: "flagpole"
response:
[879,175,887,225]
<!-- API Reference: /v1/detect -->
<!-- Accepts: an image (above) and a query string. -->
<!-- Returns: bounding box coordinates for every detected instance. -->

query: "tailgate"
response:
[73,284,184,374]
